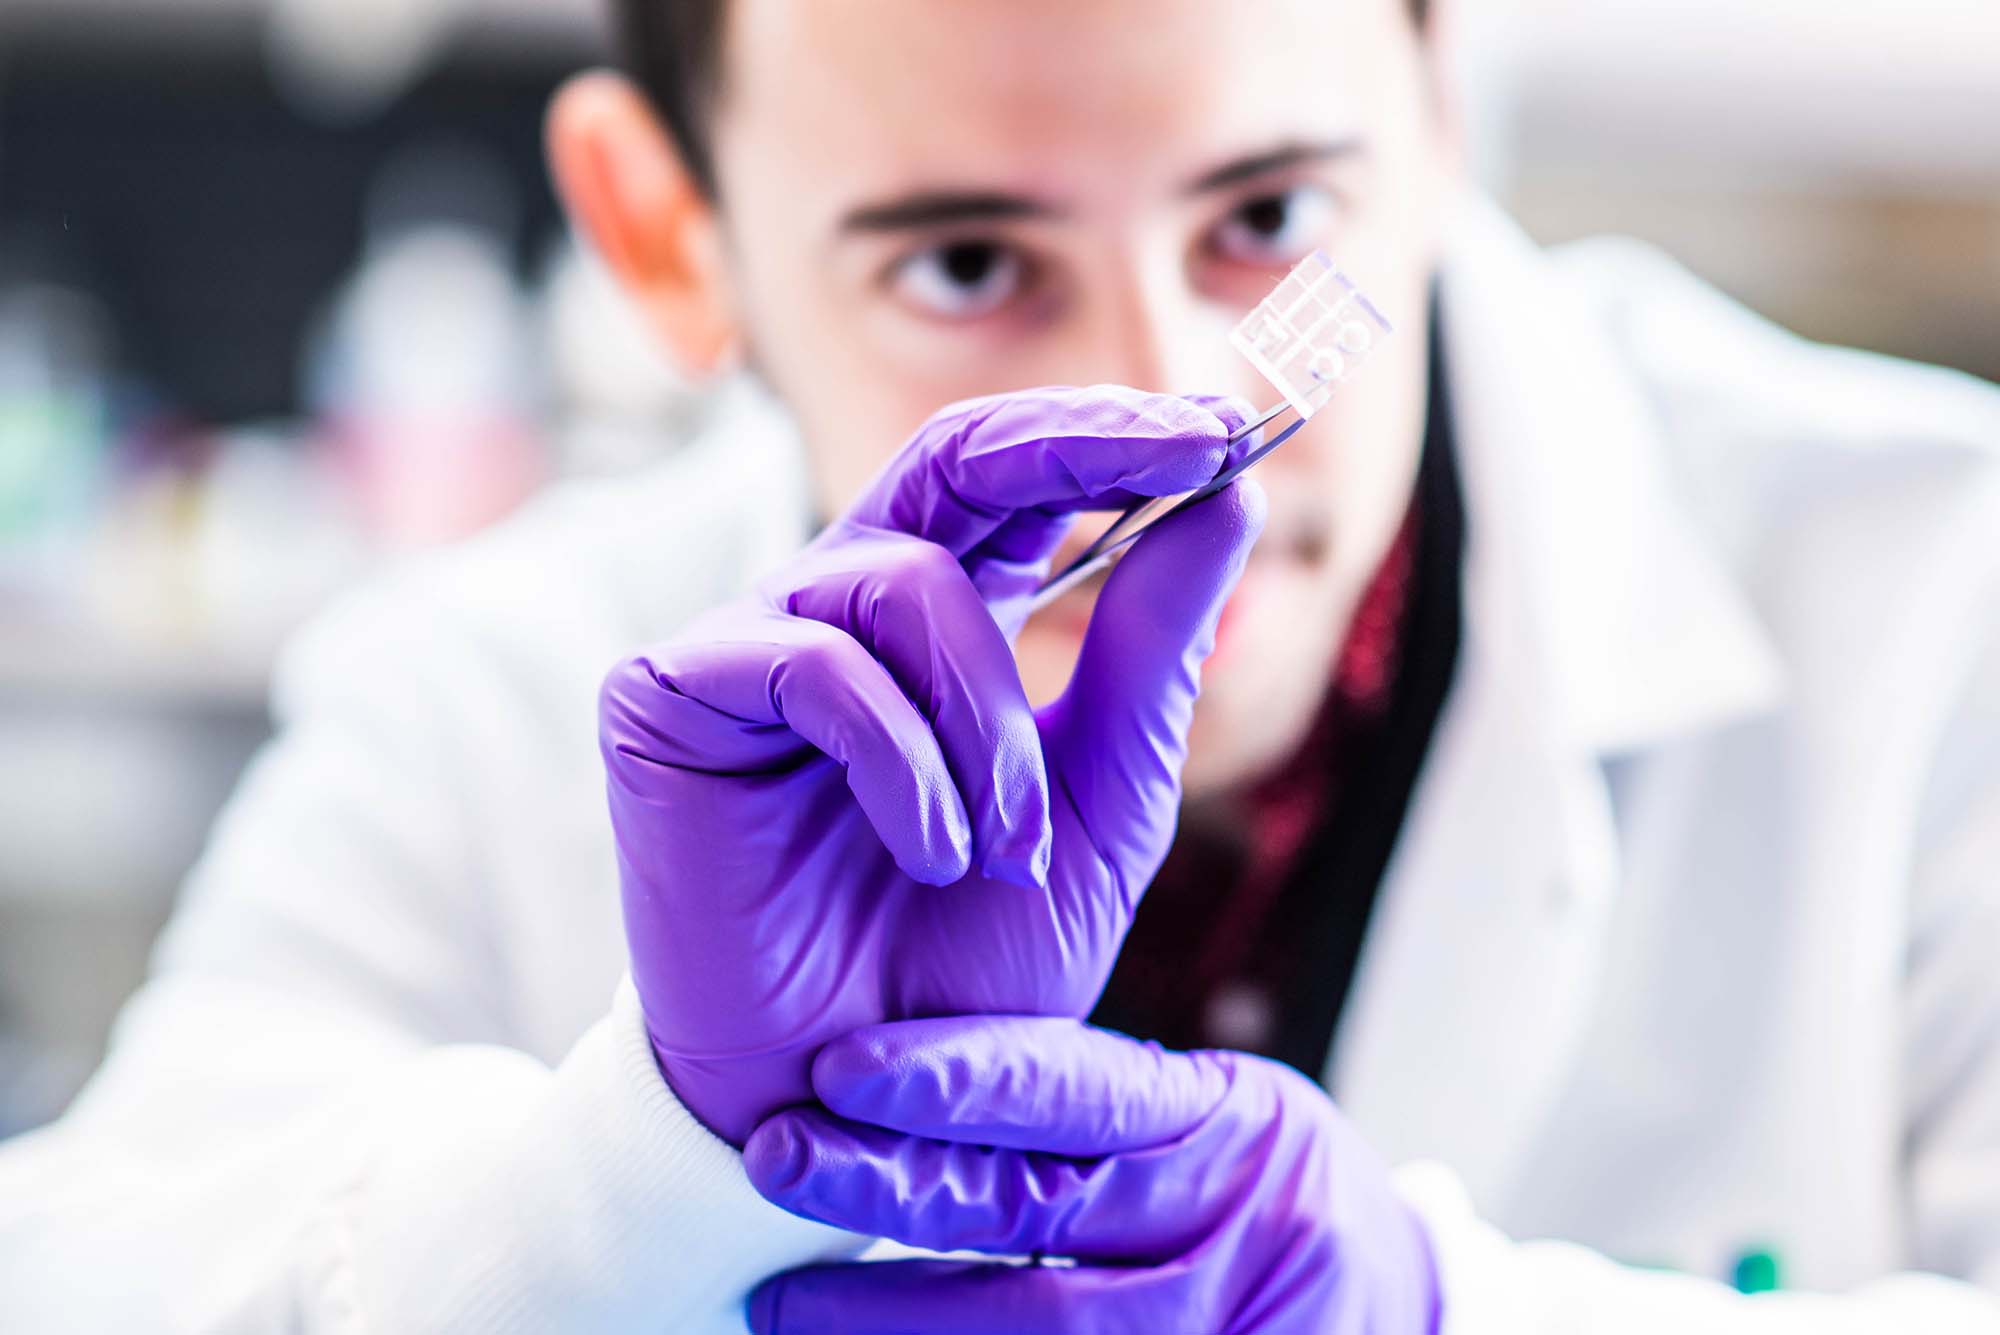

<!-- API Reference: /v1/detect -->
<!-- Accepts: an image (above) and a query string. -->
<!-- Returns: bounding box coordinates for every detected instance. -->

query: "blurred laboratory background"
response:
[1,0,1997,1137]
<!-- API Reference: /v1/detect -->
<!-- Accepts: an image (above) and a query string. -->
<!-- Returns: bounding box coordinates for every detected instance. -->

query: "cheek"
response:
[777,362,960,520]
[1013,618,1084,710]
[716,233,934,518]
[1335,399,1424,555]
[1313,312,1430,558]
[801,418,900,520]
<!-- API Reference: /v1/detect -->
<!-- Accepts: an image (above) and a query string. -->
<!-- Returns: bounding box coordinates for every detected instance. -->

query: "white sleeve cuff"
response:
[323,978,865,1334]
[1394,1159,1606,1335]
[1391,1161,2000,1335]
[1395,1160,1514,1335]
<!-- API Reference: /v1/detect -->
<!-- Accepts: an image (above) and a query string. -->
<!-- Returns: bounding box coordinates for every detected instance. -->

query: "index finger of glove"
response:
[846,385,1233,556]
[748,1258,1191,1335]
[743,1107,1223,1263]
[600,609,972,884]
[810,1015,1229,1155]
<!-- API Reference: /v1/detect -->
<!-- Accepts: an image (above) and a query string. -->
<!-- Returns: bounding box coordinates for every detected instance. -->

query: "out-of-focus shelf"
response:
[0,0,600,29]
[0,0,596,15]
[0,615,271,714]
[0,0,607,60]
[0,614,277,919]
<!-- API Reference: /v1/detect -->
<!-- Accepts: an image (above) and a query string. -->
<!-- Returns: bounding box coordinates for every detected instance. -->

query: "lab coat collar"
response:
[1329,196,1782,1210]
[1438,196,1784,755]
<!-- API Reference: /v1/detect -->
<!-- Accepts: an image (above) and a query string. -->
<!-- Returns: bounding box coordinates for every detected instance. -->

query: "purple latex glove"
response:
[599,386,1264,1144]
[743,1015,1443,1335]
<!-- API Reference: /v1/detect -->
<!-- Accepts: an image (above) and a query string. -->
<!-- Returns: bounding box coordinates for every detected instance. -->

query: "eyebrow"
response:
[838,190,1062,234]
[1182,139,1366,194]
[834,139,1367,236]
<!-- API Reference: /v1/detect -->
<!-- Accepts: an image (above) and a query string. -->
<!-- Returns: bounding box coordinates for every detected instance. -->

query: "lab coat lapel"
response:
[1329,199,1783,1210]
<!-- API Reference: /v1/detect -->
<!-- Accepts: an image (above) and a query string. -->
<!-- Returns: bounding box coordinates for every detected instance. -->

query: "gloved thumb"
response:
[1039,476,1264,866]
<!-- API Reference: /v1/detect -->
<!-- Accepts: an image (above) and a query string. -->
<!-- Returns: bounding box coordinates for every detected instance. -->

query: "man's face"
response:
[706,0,1457,795]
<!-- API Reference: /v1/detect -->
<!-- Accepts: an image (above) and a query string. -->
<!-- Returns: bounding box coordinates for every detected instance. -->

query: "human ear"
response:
[546,70,742,376]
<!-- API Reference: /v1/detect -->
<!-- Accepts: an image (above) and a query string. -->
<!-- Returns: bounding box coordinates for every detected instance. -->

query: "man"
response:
[5,1,2000,1330]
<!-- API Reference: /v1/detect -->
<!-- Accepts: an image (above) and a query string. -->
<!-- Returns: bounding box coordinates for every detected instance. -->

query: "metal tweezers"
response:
[1027,386,1327,613]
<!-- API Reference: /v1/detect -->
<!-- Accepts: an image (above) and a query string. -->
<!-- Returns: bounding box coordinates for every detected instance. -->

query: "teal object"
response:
[0,394,103,538]
[1733,1247,1783,1294]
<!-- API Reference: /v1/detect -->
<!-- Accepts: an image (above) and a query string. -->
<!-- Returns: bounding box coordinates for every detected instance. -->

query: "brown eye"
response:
[889,240,1025,320]
[1210,185,1337,266]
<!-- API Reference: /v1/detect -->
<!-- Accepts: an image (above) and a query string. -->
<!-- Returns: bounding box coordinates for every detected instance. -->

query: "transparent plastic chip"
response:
[1228,251,1394,419]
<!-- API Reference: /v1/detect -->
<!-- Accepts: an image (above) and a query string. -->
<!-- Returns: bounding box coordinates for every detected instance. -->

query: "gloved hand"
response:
[600,386,1265,1144]
[742,1015,1442,1334]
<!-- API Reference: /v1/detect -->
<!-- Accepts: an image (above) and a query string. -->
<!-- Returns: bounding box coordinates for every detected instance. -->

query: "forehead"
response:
[715,0,1412,213]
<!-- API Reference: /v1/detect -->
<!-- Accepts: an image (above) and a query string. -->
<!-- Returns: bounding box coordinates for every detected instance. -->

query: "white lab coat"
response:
[5,198,2000,1334]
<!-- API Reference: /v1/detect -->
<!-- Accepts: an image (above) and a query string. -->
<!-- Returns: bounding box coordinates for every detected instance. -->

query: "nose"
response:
[1081,247,1246,399]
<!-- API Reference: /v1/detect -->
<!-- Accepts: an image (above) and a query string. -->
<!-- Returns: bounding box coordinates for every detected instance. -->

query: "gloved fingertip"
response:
[979,847,1046,891]
[746,1279,782,1334]
[977,724,1054,889]
[742,1118,813,1199]
[898,795,973,885]
[1214,470,1269,532]
[904,841,973,887]
[1185,475,1269,570]
[1183,391,1256,439]
[810,1030,902,1116]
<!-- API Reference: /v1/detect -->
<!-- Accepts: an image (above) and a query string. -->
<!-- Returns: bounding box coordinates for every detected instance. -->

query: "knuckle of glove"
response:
[869,532,968,602]
[776,619,869,696]
[599,649,688,737]
[597,643,740,778]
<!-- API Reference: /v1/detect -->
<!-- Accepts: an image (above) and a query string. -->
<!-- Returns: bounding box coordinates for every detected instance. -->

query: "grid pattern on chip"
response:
[1229,251,1394,418]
